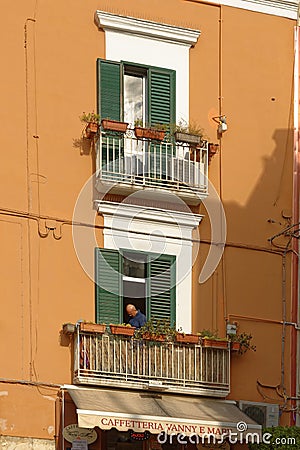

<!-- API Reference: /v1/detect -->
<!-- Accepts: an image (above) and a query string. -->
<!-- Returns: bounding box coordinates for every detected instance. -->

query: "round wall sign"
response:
[63,424,97,444]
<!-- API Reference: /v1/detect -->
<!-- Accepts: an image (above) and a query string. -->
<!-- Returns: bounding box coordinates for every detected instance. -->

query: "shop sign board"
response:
[63,423,97,444]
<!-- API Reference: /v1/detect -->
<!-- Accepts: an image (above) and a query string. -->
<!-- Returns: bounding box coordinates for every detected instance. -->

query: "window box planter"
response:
[175,132,201,145]
[110,324,136,336]
[201,338,229,349]
[101,119,128,133]
[134,127,166,141]
[80,322,106,334]
[142,332,166,342]
[85,122,99,139]
[175,333,199,344]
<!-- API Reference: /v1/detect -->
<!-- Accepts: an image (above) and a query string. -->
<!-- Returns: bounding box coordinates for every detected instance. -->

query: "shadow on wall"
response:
[196,127,295,402]
[217,127,293,245]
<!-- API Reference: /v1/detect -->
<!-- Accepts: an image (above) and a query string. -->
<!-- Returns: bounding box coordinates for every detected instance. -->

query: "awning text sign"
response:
[78,413,240,437]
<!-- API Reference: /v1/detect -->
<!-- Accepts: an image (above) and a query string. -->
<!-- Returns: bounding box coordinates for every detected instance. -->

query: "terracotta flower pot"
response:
[134,127,165,141]
[231,342,241,352]
[175,333,199,344]
[80,322,106,334]
[110,324,136,336]
[101,119,128,133]
[201,338,229,349]
[85,122,99,138]
[142,332,166,342]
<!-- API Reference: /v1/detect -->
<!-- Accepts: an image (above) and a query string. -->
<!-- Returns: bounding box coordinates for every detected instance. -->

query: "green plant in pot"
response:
[80,112,100,138]
[198,329,229,348]
[80,112,100,124]
[175,327,199,344]
[173,119,205,145]
[109,323,135,336]
[134,119,167,141]
[136,318,176,342]
[229,332,256,355]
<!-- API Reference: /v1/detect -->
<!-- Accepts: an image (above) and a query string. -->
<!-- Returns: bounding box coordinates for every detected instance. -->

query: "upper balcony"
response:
[95,131,209,205]
[72,327,230,398]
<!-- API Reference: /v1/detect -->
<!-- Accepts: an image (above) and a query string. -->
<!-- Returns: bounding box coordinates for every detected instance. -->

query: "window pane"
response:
[123,252,146,278]
[123,280,145,298]
[124,74,144,128]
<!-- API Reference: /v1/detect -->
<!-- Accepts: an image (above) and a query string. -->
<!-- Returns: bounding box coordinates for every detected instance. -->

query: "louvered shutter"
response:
[148,67,176,127]
[97,59,121,121]
[95,248,123,324]
[148,254,176,325]
[148,67,176,173]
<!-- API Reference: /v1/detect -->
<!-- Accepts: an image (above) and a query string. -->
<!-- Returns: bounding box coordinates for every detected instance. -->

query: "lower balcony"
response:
[95,132,208,205]
[74,329,230,397]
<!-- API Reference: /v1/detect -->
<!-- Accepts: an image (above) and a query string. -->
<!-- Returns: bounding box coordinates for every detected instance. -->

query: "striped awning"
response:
[65,385,261,439]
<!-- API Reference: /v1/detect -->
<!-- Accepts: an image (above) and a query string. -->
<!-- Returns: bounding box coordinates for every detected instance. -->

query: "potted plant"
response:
[79,321,106,334]
[134,119,167,141]
[229,332,256,355]
[136,318,176,342]
[174,119,204,146]
[101,118,129,133]
[80,112,100,138]
[198,329,229,348]
[109,323,136,336]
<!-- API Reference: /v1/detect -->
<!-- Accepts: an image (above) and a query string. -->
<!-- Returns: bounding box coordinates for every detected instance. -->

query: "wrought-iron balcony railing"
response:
[74,330,230,397]
[95,132,208,203]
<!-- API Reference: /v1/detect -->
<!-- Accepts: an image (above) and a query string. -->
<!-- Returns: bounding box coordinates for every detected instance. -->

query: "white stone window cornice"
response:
[95,201,203,231]
[95,11,200,47]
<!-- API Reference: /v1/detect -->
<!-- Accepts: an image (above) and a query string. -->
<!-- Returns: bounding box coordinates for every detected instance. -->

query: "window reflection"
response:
[124,74,144,128]
[123,252,146,278]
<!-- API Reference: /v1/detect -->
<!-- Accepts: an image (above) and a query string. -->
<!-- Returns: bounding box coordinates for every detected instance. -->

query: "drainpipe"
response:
[292,20,300,425]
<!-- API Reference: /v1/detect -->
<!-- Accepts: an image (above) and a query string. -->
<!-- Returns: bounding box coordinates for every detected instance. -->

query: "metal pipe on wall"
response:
[292,24,300,426]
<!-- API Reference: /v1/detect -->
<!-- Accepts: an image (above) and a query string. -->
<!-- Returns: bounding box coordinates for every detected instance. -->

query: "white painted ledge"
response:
[95,11,200,46]
[202,0,297,19]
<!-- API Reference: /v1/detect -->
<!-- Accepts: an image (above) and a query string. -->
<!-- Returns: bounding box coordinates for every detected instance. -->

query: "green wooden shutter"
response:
[97,59,122,121]
[148,67,176,127]
[148,67,176,173]
[95,248,123,324]
[148,254,176,325]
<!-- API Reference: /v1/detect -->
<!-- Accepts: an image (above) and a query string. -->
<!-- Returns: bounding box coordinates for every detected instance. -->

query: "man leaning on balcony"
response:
[126,304,147,328]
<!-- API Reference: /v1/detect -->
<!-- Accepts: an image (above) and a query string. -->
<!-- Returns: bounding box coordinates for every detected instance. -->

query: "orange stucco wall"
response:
[0,0,296,441]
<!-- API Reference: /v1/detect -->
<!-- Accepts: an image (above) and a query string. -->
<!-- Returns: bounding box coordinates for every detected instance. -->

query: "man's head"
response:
[126,304,137,317]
